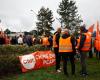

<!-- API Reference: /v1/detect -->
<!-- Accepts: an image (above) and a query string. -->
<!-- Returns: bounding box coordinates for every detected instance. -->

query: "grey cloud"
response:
[0,0,100,31]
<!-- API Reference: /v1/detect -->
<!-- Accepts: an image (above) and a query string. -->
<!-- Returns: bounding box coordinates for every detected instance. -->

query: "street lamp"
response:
[30,10,38,36]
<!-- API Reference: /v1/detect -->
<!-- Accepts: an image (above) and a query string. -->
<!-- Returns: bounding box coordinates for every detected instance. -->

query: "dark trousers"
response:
[62,53,75,75]
[89,49,93,58]
[80,52,87,74]
[54,48,61,70]
[96,50,100,59]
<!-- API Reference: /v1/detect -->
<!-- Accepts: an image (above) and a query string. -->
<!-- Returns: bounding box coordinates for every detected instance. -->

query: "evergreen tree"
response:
[29,30,37,36]
[36,7,54,36]
[57,0,83,32]
[4,28,11,34]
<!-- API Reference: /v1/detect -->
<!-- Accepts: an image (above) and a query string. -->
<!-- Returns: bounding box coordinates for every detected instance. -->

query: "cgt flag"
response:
[96,21,100,39]
[19,53,37,72]
[95,21,100,51]
[88,24,94,33]
[19,51,55,72]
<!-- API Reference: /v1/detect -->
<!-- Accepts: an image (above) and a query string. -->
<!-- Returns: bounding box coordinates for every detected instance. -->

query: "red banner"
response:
[19,51,55,72]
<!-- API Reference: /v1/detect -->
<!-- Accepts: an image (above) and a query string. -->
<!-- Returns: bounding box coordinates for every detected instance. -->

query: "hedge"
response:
[0,44,45,76]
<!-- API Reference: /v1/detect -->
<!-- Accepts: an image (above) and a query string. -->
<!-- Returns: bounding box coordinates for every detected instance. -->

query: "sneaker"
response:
[80,73,88,77]
[59,67,62,70]
[56,69,61,73]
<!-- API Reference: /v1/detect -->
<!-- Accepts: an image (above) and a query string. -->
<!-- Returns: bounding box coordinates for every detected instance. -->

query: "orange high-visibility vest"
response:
[95,35,100,51]
[81,33,91,51]
[42,37,50,46]
[95,39,100,51]
[53,33,58,48]
[59,37,73,52]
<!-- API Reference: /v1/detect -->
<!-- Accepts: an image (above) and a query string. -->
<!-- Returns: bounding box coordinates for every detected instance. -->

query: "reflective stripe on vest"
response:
[59,37,73,52]
[81,33,91,51]
[53,33,58,47]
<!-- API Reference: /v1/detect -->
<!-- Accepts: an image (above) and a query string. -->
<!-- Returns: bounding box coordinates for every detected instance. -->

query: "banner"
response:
[35,51,55,67]
[19,51,55,72]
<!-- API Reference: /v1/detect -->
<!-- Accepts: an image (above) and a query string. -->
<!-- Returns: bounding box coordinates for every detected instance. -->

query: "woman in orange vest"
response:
[78,26,91,76]
[59,29,76,76]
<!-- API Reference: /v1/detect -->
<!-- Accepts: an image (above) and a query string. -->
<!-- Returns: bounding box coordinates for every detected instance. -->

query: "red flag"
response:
[96,21,100,39]
[88,24,94,33]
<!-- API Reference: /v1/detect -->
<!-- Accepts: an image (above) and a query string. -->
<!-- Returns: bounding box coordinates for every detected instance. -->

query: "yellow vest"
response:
[42,37,50,46]
[81,33,91,51]
[59,37,73,52]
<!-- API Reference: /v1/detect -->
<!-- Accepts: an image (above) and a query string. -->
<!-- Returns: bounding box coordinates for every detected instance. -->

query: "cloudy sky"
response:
[0,0,100,32]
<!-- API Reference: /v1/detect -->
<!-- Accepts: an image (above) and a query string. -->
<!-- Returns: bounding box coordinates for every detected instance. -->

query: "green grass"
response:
[1,58,100,80]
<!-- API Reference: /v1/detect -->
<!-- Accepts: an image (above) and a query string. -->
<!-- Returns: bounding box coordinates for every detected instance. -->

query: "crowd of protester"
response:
[0,31,53,48]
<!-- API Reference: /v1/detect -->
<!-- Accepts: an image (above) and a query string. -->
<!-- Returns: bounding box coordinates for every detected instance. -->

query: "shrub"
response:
[0,44,45,76]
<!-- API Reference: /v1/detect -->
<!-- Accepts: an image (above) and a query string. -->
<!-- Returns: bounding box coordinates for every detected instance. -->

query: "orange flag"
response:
[96,21,100,39]
[88,24,94,33]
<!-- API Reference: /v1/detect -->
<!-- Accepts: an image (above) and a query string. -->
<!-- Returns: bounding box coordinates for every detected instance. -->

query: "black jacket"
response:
[54,32,61,48]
